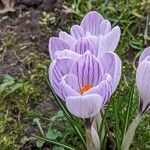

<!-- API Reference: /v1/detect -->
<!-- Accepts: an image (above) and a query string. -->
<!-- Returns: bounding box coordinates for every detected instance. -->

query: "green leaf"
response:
[46,129,63,140]
[36,139,45,148]
[52,145,65,150]
[0,75,15,93]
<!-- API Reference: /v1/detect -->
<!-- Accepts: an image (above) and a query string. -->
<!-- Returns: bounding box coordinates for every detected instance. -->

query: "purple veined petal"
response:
[83,73,112,104]
[49,58,74,100]
[136,61,150,113]
[99,52,122,92]
[81,11,104,36]
[98,26,121,53]
[55,49,81,60]
[66,94,103,118]
[86,36,100,56]
[49,37,70,60]
[70,52,103,89]
[70,25,84,39]
[100,19,111,35]
[60,74,80,99]
[70,38,97,55]
[59,31,75,46]
[139,47,150,63]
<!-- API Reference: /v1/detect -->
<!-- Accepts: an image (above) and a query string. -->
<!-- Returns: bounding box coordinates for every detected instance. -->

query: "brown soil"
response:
[0,0,75,149]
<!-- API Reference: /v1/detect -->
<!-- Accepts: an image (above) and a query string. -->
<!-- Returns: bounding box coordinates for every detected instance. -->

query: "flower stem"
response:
[85,119,95,150]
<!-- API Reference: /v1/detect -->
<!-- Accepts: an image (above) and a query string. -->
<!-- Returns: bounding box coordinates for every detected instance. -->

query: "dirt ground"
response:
[0,0,75,149]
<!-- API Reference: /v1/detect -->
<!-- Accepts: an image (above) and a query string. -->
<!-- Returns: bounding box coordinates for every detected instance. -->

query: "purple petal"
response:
[59,31,75,46]
[98,26,121,53]
[81,11,104,36]
[70,52,103,89]
[139,47,150,63]
[66,94,103,118]
[84,73,112,104]
[70,38,97,55]
[60,74,80,99]
[70,25,84,39]
[49,37,70,60]
[100,19,111,35]
[55,49,81,60]
[49,58,73,99]
[136,61,150,113]
[99,52,121,92]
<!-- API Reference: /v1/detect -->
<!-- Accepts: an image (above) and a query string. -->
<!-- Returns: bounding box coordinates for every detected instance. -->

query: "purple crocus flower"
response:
[136,47,150,114]
[49,51,121,118]
[49,11,121,60]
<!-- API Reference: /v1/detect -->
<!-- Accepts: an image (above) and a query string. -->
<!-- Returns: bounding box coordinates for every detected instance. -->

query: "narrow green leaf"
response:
[33,135,76,150]
[122,84,134,144]
[44,76,86,149]
[121,114,141,150]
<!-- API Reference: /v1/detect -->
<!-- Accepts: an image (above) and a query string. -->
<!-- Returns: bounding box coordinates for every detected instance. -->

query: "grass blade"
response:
[32,134,76,150]
[44,76,86,149]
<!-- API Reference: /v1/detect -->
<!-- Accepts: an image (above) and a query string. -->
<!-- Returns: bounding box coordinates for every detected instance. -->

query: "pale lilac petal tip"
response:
[49,37,70,60]
[70,25,84,39]
[81,11,104,36]
[100,19,111,35]
[66,94,103,118]
[59,31,75,46]
[55,49,81,60]
[98,26,121,53]
[139,47,150,63]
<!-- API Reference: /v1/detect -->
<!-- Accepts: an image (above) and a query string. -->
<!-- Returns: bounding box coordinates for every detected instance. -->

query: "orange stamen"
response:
[80,84,91,94]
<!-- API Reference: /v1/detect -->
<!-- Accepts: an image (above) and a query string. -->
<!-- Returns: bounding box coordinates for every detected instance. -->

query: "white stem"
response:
[121,114,142,150]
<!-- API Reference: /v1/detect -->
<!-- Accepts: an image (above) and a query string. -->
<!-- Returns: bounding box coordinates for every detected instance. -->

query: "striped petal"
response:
[60,74,80,99]
[70,25,84,39]
[84,73,112,104]
[66,94,103,118]
[98,26,121,53]
[136,60,150,113]
[70,52,103,88]
[55,49,81,60]
[70,38,97,55]
[100,19,111,35]
[49,37,70,60]
[81,11,104,36]
[59,31,75,46]
[139,47,150,63]
[99,52,121,92]
[49,58,73,99]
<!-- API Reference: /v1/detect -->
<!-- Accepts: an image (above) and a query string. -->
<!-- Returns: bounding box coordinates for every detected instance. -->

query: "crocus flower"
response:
[136,47,150,114]
[49,51,121,118]
[49,11,121,60]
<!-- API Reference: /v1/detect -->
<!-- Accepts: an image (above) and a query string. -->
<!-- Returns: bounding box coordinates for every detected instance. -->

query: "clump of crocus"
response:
[49,11,121,60]
[48,11,122,150]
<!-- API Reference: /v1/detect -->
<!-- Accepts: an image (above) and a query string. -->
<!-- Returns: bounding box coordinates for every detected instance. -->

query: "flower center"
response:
[80,84,91,94]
